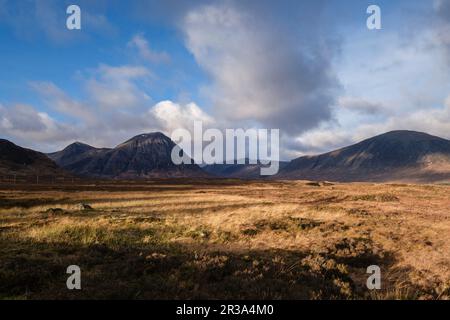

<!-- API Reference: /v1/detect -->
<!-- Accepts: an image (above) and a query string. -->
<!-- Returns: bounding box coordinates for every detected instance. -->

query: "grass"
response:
[0,179,449,299]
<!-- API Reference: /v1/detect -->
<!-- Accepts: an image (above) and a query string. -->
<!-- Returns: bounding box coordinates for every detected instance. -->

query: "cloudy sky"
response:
[0,0,449,159]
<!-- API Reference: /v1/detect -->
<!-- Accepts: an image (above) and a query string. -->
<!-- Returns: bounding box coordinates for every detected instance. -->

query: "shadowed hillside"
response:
[203,160,289,179]
[48,133,206,179]
[0,139,68,177]
[278,130,450,183]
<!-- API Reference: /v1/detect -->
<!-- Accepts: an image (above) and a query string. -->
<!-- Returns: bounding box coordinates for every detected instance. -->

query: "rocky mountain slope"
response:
[277,130,450,183]
[48,133,205,178]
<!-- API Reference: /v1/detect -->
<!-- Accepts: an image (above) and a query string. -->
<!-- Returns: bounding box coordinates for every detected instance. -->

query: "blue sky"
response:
[0,0,208,113]
[0,0,449,159]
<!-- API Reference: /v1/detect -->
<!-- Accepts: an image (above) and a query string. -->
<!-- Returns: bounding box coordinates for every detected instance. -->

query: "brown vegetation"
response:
[0,179,449,299]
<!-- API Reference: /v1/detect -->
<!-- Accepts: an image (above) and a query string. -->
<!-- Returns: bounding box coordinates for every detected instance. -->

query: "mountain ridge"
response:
[277,130,450,182]
[203,159,289,179]
[0,139,68,177]
[48,132,205,178]
[3,129,450,183]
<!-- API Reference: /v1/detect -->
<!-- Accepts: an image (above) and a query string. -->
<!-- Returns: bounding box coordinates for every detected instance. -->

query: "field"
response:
[0,179,449,300]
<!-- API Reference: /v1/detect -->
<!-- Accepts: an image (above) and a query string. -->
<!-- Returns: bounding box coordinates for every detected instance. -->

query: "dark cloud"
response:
[179,0,341,135]
[338,97,386,115]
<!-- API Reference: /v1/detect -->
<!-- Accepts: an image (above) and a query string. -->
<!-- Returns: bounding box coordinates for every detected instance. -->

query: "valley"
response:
[0,179,448,299]
[1,130,449,299]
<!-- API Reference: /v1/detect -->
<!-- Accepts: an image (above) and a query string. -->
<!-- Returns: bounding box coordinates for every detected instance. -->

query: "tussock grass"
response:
[0,180,449,299]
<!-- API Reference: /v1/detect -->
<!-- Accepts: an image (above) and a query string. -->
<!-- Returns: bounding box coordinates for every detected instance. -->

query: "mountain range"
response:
[278,130,450,183]
[0,139,67,177]
[1,130,450,183]
[202,160,289,179]
[47,133,205,179]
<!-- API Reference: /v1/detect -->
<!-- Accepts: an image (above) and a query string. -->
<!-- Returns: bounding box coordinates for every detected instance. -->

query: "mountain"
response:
[0,139,68,176]
[48,133,206,178]
[47,142,111,172]
[203,160,289,179]
[277,130,450,183]
[6,130,450,182]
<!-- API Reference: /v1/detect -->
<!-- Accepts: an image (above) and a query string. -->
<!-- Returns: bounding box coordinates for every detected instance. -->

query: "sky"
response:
[0,0,449,160]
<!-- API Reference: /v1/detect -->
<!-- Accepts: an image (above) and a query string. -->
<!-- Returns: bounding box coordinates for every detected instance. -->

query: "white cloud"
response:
[30,82,94,122]
[85,64,153,110]
[0,103,77,150]
[2,1,449,158]
[1,63,219,152]
[182,2,340,134]
[128,34,170,63]
[1,62,160,151]
[151,100,215,134]
[291,96,450,156]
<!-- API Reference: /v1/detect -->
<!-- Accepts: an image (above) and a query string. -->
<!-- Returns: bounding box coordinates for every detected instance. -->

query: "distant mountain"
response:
[203,160,289,179]
[48,133,206,178]
[0,139,67,176]
[5,130,450,182]
[47,142,111,172]
[277,130,450,183]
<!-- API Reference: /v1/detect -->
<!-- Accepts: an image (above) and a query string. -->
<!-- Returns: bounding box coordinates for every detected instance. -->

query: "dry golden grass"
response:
[0,179,449,299]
